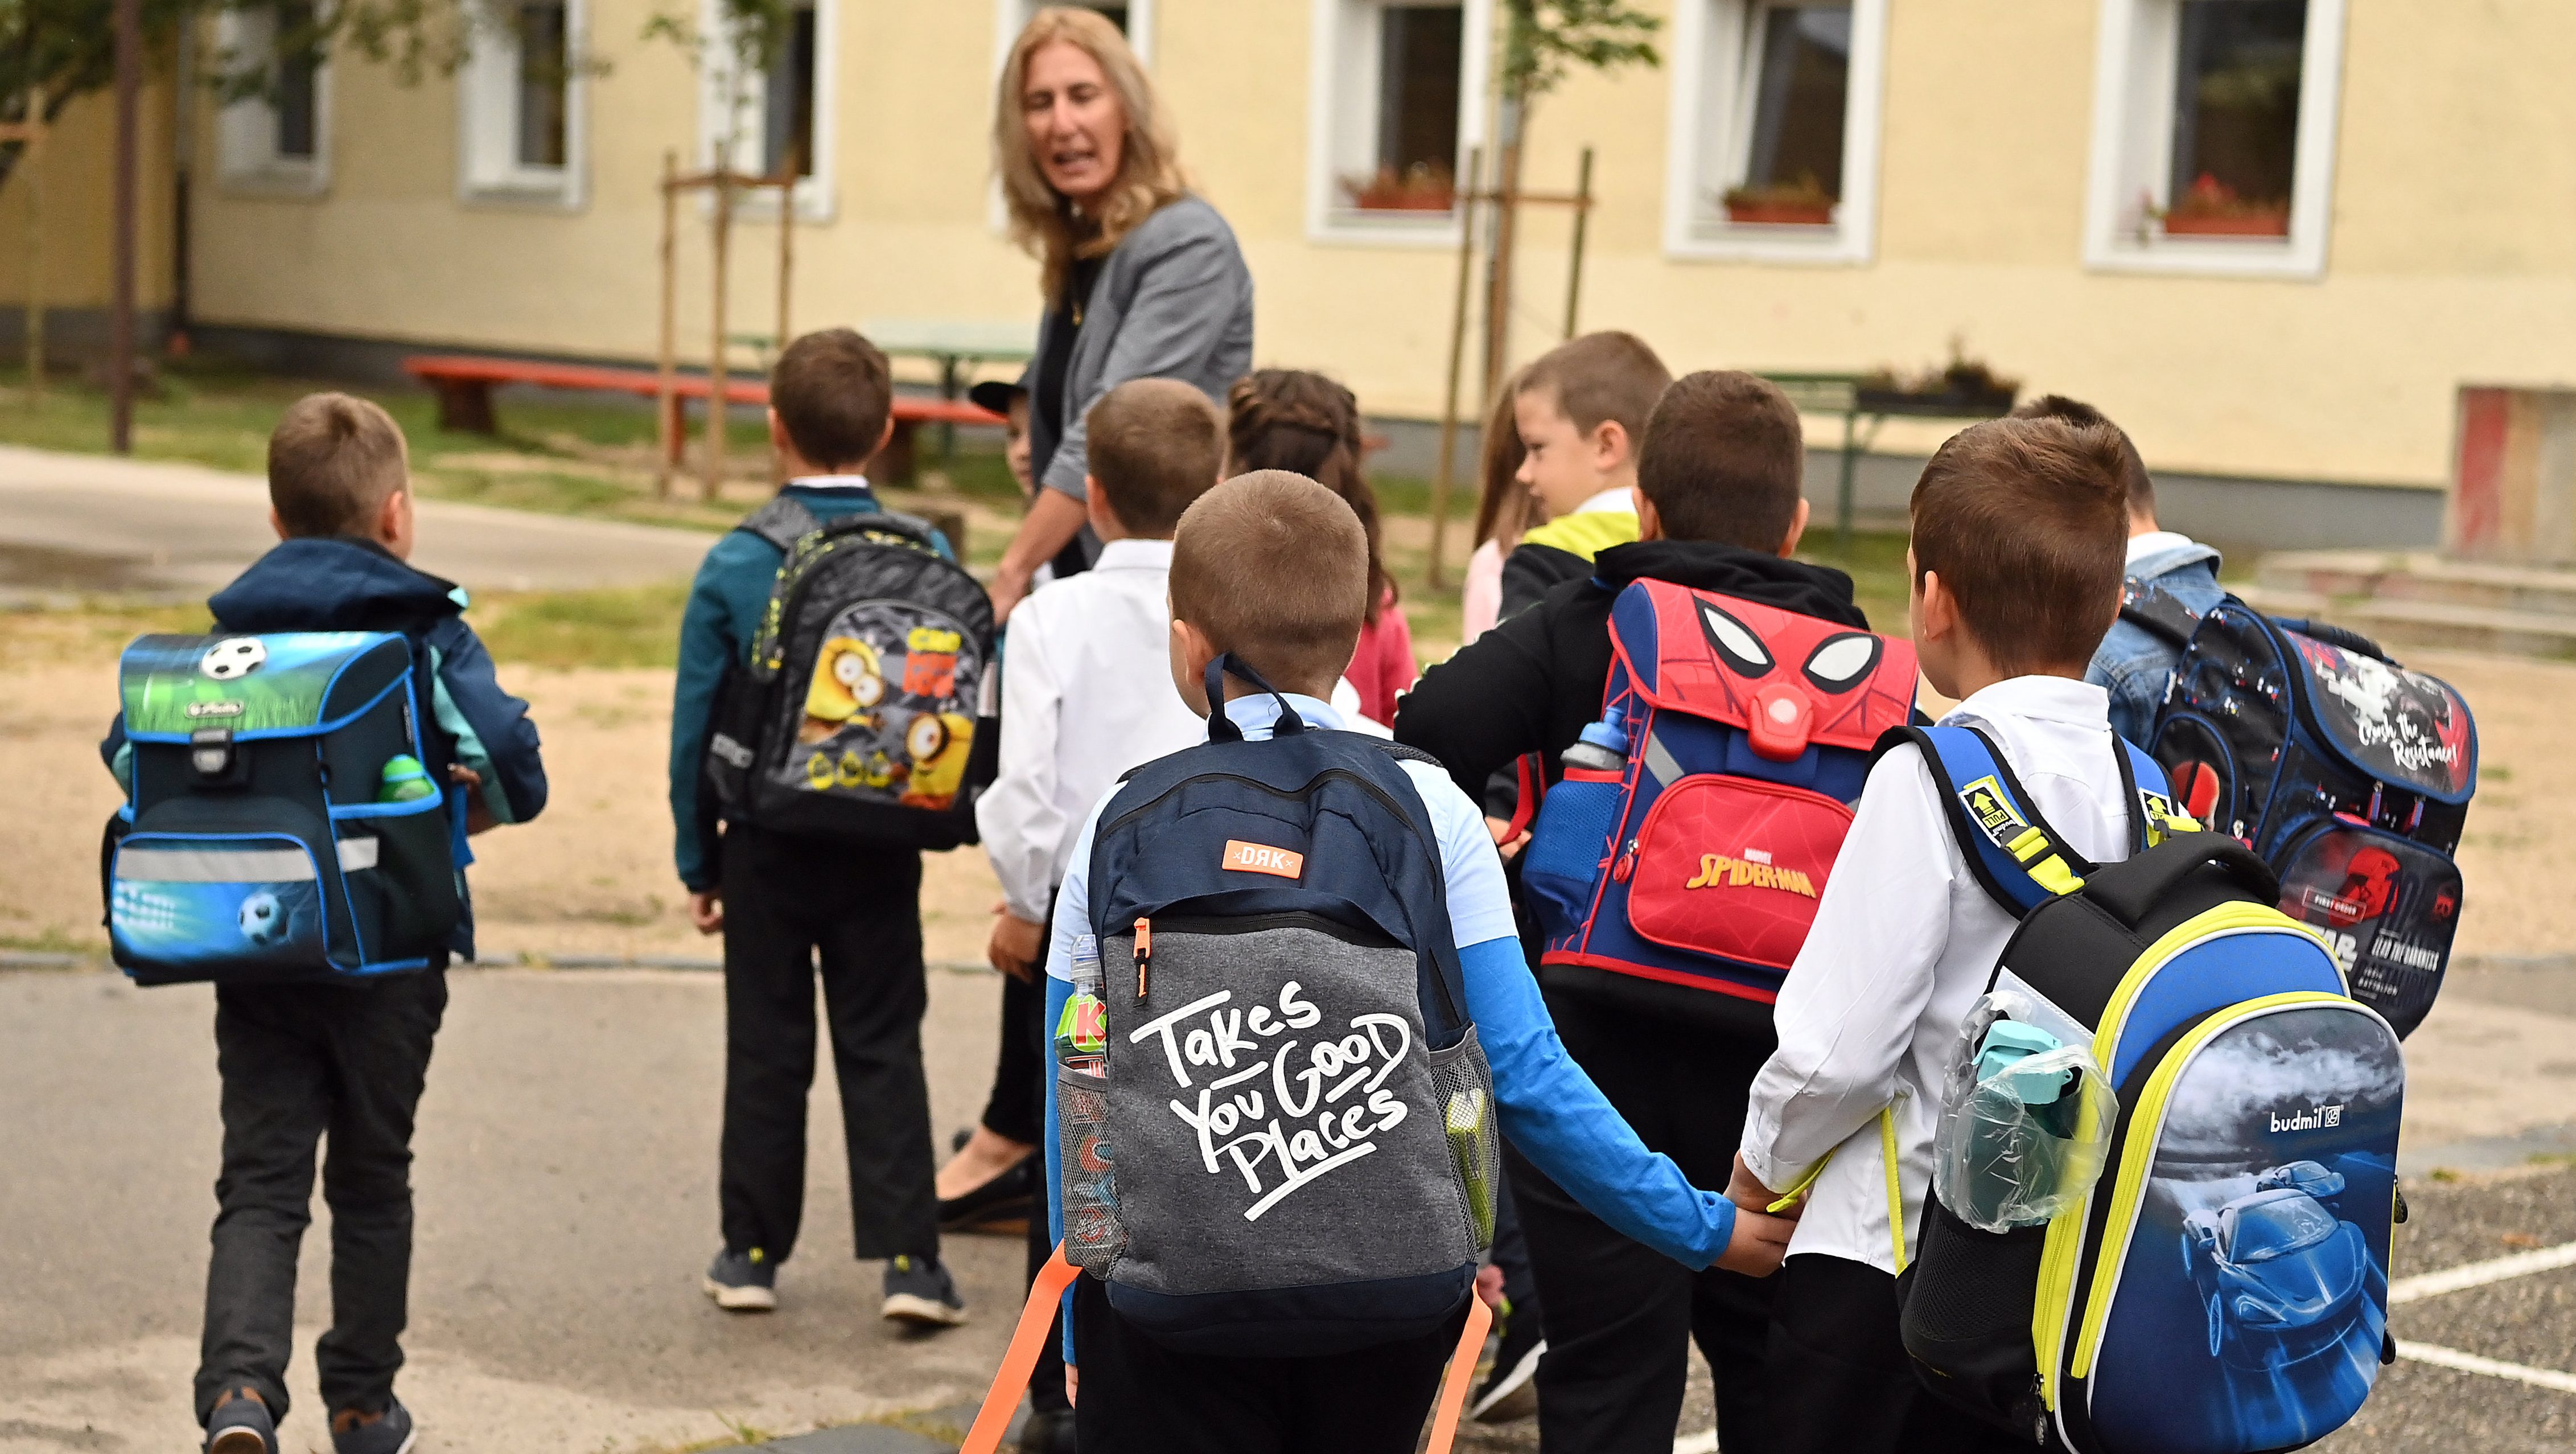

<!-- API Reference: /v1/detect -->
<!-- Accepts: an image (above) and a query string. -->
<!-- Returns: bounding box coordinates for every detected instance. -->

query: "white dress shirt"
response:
[1739,675,2135,1274]
[976,539,1206,923]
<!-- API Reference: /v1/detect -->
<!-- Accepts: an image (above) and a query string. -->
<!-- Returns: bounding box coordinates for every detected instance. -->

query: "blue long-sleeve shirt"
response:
[666,479,946,890]
[1042,694,1736,1360]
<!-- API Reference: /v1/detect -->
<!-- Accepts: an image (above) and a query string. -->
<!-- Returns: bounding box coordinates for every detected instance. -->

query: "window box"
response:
[1664,0,1886,265]
[1343,165,1456,212]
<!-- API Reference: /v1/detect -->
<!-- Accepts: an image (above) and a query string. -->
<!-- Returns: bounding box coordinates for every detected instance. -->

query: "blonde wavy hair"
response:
[994,8,1187,303]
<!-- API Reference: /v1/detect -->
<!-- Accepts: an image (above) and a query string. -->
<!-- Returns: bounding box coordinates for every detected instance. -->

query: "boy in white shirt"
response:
[966,376,1223,1452]
[1728,416,2137,1454]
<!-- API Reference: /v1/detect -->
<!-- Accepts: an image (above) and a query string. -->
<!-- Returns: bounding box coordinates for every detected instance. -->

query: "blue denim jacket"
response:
[2089,540,2225,746]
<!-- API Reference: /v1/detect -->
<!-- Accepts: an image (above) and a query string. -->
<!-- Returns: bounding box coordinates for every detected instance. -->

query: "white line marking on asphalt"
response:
[1671,1431,1718,1453]
[2398,1341,2576,1394]
[2388,1239,2576,1304]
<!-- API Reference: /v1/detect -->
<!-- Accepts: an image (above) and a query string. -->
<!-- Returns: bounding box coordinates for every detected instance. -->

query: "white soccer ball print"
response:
[200,637,268,680]
[238,891,288,946]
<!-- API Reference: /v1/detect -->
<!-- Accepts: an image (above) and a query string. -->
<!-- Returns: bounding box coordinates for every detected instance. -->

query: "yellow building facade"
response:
[15,0,2576,502]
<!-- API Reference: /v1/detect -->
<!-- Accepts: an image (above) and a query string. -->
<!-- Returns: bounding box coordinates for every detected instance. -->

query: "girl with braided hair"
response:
[1224,369,1417,726]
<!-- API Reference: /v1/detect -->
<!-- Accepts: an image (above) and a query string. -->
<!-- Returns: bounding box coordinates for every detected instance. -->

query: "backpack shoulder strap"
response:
[735,495,822,552]
[2117,576,2203,648]
[1377,742,1446,771]
[1874,724,2092,916]
[2113,736,2200,851]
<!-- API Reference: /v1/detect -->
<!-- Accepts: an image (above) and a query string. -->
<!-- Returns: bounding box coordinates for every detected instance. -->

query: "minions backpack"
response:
[1891,725,2404,1454]
[702,499,997,849]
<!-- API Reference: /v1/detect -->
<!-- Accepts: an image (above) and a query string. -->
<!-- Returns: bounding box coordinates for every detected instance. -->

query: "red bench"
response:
[402,354,999,483]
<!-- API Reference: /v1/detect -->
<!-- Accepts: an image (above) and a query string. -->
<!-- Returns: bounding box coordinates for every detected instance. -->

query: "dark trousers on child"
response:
[1764,1253,2028,1454]
[1510,992,1777,1454]
[1071,1277,1463,1454]
[717,824,939,1263]
[194,970,448,1427]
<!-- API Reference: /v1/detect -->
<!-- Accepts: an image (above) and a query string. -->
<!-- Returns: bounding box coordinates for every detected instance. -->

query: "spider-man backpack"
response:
[1519,580,1918,1034]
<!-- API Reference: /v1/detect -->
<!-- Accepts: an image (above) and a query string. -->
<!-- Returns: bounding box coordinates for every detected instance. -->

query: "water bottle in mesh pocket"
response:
[1056,1067,1125,1274]
[1429,1029,1501,1250]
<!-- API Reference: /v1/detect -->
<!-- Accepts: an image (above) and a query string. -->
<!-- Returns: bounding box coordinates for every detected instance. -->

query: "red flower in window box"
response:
[1342,163,1456,213]
[2158,172,2291,238]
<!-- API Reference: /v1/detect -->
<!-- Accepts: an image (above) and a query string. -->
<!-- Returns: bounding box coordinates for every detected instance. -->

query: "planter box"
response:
[2161,212,2290,238]
[1854,388,2017,419]
[1725,199,1836,227]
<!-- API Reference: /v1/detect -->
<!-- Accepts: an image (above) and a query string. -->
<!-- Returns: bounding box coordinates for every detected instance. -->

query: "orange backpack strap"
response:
[959,1246,1083,1454]
[959,1248,1492,1454]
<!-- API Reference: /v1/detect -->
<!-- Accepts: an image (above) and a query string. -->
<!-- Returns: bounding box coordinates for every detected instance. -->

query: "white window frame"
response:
[213,6,330,196]
[2080,0,2345,280]
[1661,0,1885,265]
[1304,0,1493,249]
[456,0,587,209]
[993,0,1156,69]
[697,0,837,222]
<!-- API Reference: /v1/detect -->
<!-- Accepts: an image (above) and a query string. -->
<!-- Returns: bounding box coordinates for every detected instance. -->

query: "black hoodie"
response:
[1394,539,1870,800]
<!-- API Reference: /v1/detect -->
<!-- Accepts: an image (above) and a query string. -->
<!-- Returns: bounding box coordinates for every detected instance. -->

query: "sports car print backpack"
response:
[703,498,997,850]
[1517,579,1918,1033]
[2128,587,2476,1038]
[1893,725,2404,1454]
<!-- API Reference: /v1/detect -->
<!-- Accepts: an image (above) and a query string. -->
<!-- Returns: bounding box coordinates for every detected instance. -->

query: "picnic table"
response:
[1760,372,2018,552]
[863,318,1039,460]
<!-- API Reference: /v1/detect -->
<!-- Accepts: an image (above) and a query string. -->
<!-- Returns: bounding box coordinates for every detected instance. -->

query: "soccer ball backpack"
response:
[1055,656,1501,1357]
[2126,585,2476,1038]
[1517,578,1918,1032]
[703,499,997,849]
[105,632,462,983]
[1892,725,2405,1454]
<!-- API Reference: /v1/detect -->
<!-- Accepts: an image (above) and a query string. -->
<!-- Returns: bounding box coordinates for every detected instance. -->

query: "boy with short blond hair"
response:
[1047,470,1789,1454]
[1730,416,2133,1454]
[962,377,1226,1452]
[102,391,546,1454]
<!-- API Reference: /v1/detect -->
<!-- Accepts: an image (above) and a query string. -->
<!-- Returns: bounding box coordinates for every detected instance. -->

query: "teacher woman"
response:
[987,7,1254,619]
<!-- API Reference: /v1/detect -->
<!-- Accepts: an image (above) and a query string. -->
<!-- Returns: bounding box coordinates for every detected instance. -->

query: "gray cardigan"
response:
[1036,194,1256,498]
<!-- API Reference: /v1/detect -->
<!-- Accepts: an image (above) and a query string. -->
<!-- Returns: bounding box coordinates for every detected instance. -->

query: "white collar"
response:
[1574,487,1635,515]
[787,473,874,491]
[1941,675,2111,730]
[2125,529,2196,564]
[1093,538,1174,572]
[1220,691,1344,737]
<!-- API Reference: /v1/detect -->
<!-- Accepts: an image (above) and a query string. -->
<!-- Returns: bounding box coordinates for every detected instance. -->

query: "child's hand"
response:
[988,907,1044,982]
[689,889,724,935]
[1484,815,1531,862]
[1474,1263,1505,1309]
[1716,1206,1795,1278]
[1728,1152,1797,1219]
[1064,1365,1079,1407]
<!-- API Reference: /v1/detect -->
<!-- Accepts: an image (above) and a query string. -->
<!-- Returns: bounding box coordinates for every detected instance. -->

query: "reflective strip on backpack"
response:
[116,847,320,882]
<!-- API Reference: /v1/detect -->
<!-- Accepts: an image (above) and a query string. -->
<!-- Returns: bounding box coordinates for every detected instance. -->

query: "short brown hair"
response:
[771,328,892,470]
[1911,417,2131,675]
[1517,331,1673,445]
[1087,378,1224,537]
[1636,371,1808,550]
[268,392,409,537]
[1169,470,1368,696]
[2013,393,2156,519]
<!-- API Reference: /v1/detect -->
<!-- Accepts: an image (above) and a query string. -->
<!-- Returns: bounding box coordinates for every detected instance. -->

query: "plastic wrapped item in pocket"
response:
[1933,1017,2118,1233]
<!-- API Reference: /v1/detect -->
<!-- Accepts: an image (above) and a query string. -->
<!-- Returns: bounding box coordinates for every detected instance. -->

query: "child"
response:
[1728,416,2135,1454]
[1461,367,1534,646]
[968,377,1227,1453]
[1046,470,1792,1452]
[1225,369,1415,726]
[1497,331,1674,619]
[1396,372,1855,1454]
[101,392,546,1454]
[669,328,965,1328]
[2013,395,2221,745]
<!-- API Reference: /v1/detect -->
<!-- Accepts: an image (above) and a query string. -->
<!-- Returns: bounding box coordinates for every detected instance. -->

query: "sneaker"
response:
[1468,1324,1545,1425]
[703,1247,779,1312]
[204,1388,276,1454]
[939,1152,1035,1232]
[330,1399,417,1454]
[881,1254,967,1328]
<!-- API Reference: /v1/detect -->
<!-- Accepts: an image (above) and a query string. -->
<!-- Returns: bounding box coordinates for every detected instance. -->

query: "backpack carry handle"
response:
[959,1245,1084,1454]
[1204,653,1310,741]
[2082,831,2279,929]
[2275,617,2390,663]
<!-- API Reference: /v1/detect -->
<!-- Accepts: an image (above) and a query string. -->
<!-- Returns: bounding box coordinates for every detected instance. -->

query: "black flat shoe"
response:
[939,1152,1035,1230]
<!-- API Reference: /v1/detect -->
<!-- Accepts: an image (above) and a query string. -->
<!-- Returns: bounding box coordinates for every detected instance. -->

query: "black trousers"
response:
[1766,1254,2027,1454]
[195,970,448,1427]
[1072,1277,1463,1454]
[1511,991,1777,1454]
[718,824,938,1263]
[980,963,1044,1145]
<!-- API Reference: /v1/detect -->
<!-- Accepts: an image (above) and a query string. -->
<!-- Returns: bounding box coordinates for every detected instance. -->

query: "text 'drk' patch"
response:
[1223,840,1305,879]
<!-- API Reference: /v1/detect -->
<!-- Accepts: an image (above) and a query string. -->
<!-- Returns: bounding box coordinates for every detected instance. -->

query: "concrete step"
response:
[2235,584,2576,660]
[2256,549,2576,618]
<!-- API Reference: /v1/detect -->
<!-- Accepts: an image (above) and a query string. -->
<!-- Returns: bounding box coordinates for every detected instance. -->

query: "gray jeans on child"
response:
[195,971,447,1427]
